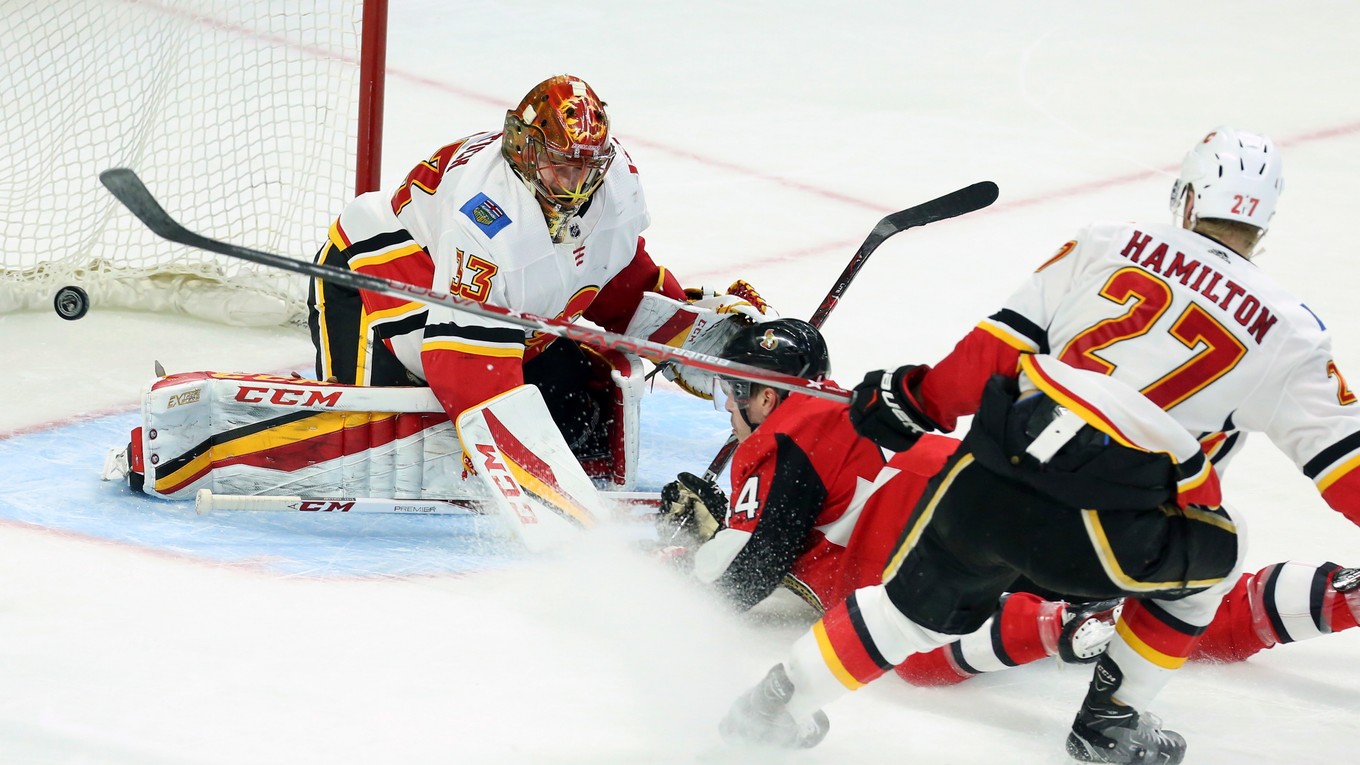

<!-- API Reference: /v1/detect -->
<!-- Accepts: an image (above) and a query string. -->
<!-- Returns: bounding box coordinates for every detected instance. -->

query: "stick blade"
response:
[99,167,151,212]
[879,180,999,234]
[98,168,187,243]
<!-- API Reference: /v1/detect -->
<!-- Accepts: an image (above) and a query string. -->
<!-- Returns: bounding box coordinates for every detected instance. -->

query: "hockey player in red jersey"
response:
[719,128,1354,763]
[664,322,1360,693]
[307,74,772,483]
[719,354,1238,762]
[659,319,1121,679]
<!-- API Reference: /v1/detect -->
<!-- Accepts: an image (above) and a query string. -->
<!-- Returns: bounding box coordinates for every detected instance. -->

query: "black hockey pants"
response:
[882,376,1239,636]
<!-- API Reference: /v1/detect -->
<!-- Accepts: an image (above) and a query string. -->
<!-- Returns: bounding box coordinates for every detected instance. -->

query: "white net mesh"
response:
[0,0,364,326]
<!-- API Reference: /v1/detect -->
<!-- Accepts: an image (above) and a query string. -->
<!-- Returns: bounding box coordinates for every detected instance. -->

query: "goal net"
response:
[0,0,382,327]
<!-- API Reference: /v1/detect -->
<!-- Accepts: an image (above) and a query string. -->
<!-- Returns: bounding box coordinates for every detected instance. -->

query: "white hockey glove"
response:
[667,281,778,398]
[682,280,775,323]
[657,471,728,551]
[623,281,778,399]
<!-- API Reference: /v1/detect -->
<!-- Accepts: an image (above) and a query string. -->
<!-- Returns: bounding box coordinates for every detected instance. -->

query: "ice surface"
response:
[2,1,1358,762]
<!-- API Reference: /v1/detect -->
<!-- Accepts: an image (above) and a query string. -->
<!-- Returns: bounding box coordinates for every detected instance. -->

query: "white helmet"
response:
[1170,126,1283,231]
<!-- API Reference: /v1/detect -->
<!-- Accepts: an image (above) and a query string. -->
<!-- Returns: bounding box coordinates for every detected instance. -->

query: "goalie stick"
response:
[99,168,849,403]
[194,489,662,516]
[700,180,1000,482]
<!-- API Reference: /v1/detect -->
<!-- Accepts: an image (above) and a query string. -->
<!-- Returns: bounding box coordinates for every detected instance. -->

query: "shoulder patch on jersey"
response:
[460,193,512,238]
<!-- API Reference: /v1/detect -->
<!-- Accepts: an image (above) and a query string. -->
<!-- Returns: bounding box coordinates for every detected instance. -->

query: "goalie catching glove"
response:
[681,279,772,318]
[657,471,728,550]
[624,280,778,399]
[848,365,942,452]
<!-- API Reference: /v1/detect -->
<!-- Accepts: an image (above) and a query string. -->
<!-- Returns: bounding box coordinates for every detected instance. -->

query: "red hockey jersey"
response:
[693,392,958,611]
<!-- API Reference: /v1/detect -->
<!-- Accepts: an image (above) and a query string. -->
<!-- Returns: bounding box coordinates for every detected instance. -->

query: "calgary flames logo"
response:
[558,94,608,146]
[525,286,600,353]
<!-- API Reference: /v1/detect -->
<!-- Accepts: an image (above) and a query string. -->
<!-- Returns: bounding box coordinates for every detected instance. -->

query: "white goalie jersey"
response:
[319,131,652,389]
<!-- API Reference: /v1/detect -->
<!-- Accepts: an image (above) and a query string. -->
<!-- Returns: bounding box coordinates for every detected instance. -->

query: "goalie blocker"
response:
[624,283,776,398]
[105,346,646,501]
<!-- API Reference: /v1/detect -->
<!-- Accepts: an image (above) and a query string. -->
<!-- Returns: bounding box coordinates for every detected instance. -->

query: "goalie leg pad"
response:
[133,371,484,501]
[586,345,643,489]
[455,385,611,552]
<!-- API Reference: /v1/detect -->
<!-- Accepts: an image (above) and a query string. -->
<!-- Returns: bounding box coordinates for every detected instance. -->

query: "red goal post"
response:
[0,0,388,326]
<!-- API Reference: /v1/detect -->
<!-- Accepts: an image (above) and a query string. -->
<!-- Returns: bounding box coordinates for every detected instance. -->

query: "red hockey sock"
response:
[998,592,1062,664]
[894,648,970,686]
[893,592,1059,686]
[814,594,894,689]
[1324,569,1360,632]
[1193,573,1271,662]
[1195,563,1360,664]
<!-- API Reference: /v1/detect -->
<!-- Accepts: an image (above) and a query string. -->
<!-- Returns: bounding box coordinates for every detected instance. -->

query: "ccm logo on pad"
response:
[233,386,343,407]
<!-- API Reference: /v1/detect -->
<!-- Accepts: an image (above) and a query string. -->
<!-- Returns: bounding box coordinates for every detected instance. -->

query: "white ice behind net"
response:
[0,0,362,326]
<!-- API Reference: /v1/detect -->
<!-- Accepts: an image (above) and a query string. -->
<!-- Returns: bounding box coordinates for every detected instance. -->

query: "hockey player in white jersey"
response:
[307,74,773,486]
[721,127,1360,763]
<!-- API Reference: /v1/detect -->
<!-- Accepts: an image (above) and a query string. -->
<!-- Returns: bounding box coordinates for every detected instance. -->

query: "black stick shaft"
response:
[702,180,999,483]
[98,168,851,403]
[808,181,998,328]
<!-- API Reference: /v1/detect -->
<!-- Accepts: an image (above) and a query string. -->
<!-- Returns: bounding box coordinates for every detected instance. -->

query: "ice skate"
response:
[719,664,829,749]
[1066,652,1187,763]
[1067,706,1186,764]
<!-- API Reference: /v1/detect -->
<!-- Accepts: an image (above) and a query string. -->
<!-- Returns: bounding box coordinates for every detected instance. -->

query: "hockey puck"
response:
[53,285,90,321]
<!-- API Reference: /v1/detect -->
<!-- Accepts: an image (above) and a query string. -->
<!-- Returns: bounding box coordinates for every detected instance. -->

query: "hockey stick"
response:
[194,489,662,516]
[808,182,999,327]
[99,168,848,403]
[699,180,1000,481]
[196,490,481,516]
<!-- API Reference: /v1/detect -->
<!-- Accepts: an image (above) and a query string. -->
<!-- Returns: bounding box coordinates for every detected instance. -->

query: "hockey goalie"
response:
[105,73,775,518]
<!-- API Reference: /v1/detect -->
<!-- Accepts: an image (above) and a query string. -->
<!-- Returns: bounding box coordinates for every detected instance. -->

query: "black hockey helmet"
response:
[715,318,831,412]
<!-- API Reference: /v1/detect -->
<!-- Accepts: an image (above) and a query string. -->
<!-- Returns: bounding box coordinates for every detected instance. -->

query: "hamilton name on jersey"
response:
[1117,228,1277,345]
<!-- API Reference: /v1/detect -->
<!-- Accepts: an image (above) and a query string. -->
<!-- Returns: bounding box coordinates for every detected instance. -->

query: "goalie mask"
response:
[713,319,831,425]
[503,75,615,241]
[1170,126,1283,235]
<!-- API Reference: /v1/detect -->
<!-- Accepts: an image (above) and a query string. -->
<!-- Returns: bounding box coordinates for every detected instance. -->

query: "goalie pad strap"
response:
[579,346,643,489]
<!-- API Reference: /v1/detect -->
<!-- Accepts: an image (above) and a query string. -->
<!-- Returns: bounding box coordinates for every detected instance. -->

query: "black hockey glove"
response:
[658,471,728,547]
[848,365,941,452]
